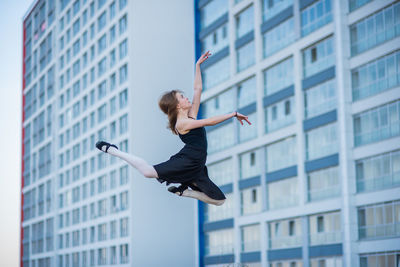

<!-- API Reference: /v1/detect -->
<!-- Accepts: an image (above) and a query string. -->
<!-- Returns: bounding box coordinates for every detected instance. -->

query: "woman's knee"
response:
[143,167,158,178]
[214,199,225,206]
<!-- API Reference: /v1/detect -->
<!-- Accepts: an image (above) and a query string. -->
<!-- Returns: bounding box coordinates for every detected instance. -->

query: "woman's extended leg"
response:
[178,189,225,206]
[99,145,158,179]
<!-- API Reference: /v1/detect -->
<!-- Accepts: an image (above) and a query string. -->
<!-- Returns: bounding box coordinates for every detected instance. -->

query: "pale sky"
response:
[0,1,32,266]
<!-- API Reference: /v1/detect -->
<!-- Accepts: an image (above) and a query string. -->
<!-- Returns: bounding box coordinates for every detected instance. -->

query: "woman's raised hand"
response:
[196,51,212,66]
[235,112,252,126]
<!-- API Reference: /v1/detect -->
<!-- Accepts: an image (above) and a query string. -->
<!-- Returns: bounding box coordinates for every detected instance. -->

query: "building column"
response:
[334,0,358,266]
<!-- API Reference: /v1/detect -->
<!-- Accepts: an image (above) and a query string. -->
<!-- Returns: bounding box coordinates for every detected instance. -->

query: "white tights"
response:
[103,146,225,206]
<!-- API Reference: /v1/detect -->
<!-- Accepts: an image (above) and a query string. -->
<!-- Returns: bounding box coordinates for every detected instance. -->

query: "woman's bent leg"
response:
[180,189,225,206]
[106,147,158,178]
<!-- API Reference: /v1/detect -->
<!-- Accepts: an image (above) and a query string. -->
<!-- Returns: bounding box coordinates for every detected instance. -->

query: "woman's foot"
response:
[96,141,118,153]
[168,184,188,196]
[157,178,172,186]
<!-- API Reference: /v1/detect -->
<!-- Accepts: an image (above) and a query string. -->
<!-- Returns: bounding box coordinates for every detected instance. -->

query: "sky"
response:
[0,1,32,266]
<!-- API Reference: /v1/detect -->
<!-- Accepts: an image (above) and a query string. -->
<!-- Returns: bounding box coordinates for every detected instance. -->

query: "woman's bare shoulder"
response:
[175,118,191,135]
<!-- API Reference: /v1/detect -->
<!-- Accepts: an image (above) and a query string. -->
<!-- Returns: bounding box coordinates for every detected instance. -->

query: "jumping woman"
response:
[96,51,252,206]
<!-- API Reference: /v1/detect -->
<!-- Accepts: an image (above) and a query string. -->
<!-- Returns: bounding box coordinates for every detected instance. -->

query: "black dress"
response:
[153,122,226,200]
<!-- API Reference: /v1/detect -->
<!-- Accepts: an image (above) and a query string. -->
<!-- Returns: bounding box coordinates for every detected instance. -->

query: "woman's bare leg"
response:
[178,189,225,206]
[101,146,159,178]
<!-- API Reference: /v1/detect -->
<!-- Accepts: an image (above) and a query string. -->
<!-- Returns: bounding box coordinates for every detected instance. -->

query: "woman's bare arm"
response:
[188,51,211,119]
[178,111,251,131]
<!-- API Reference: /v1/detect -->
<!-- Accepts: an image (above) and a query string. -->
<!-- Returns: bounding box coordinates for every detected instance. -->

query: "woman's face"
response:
[176,92,191,110]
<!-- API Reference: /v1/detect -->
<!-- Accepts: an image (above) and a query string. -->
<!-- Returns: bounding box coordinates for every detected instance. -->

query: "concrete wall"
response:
[129,1,196,266]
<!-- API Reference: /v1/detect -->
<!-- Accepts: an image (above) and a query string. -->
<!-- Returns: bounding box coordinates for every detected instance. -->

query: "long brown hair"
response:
[158,90,183,135]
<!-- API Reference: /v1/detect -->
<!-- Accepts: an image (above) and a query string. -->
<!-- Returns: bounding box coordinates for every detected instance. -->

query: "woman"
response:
[96,51,251,206]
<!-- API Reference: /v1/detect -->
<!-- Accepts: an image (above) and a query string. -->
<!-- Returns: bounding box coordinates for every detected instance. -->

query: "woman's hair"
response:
[158,89,183,135]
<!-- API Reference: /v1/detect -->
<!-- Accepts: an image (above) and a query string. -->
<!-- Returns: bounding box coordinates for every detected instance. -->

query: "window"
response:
[350,2,400,56]
[305,122,338,160]
[241,187,262,215]
[349,0,373,11]
[90,1,95,17]
[119,15,127,35]
[208,122,235,154]
[109,2,116,20]
[265,136,297,172]
[90,23,95,39]
[82,9,88,25]
[358,200,400,239]
[120,191,128,210]
[359,251,400,267]
[109,49,116,67]
[109,74,116,92]
[109,25,116,44]
[119,0,127,10]
[304,79,336,118]
[303,36,334,78]
[264,57,293,95]
[238,77,256,110]
[98,34,107,54]
[241,224,260,252]
[90,45,95,61]
[97,11,107,32]
[73,18,80,36]
[119,165,128,185]
[120,217,128,237]
[110,246,117,264]
[73,0,80,16]
[201,24,228,54]
[119,39,127,59]
[269,218,302,249]
[120,244,129,264]
[205,193,233,222]
[356,150,400,193]
[308,166,340,201]
[301,0,332,36]
[98,80,107,99]
[353,100,400,147]
[204,229,234,256]
[119,114,128,134]
[98,57,107,77]
[262,0,293,22]
[207,158,233,186]
[73,61,80,78]
[268,177,299,210]
[263,17,295,57]
[200,0,229,30]
[309,211,341,245]
[236,5,253,39]
[202,56,230,90]
[98,104,107,123]
[110,220,117,239]
[97,175,106,194]
[239,149,262,180]
[119,64,127,84]
[265,96,295,133]
[351,50,400,101]
[89,64,96,82]
[237,41,255,72]
[110,96,117,115]
[119,89,127,108]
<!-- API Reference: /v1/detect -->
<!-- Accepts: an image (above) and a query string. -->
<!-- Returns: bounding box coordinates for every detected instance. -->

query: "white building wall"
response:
[21,0,196,266]
[128,0,195,266]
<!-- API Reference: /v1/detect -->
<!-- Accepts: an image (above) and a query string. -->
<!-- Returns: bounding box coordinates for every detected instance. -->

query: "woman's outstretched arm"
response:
[188,51,211,119]
[178,111,251,131]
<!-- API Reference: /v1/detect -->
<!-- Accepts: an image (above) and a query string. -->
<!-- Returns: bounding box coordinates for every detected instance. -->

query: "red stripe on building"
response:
[21,19,26,267]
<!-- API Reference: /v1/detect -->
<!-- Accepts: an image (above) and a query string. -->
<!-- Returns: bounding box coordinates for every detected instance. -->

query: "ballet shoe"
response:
[96,141,118,153]
[168,184,188,196]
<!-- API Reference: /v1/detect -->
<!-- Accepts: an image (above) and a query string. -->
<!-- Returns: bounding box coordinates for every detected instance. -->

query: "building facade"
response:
[194,0,400,266]
[21,0,196,266]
